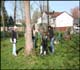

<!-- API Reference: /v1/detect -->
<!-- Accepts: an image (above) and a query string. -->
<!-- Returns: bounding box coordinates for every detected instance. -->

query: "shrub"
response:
[0,31,25,38]
[18,31,24,37]
[0,31,11,38]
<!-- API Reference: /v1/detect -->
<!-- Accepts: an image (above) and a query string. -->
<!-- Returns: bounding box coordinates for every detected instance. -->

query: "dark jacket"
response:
[48,27,54,39]
[11,30,17,41]
[42,36,47,50]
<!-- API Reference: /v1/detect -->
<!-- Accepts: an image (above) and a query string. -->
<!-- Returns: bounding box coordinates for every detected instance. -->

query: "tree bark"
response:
[47,1,49,26]
[24,1,33,55]
[1,1,5,38]
[14,1,16,25]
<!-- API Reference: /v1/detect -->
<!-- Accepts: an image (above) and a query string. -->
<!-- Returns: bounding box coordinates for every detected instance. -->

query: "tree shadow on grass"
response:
[16,47,24,54]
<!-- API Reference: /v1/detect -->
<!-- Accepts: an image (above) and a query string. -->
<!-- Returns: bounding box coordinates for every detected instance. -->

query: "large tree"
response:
[31,8,41,24]
[24,1,33,55]
[1,1,8,27]
[1,1,9,38]
[71,6,80,19]
[14,1,16,25]
[71,6,80,26]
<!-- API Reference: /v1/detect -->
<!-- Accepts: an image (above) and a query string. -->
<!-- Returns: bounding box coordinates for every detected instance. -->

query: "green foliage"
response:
[0,31,24,38]
[1,34,79,69]
[18,31,24,37]
[47,39,50,47]
[35,32,42,51]
[0,31,11,38]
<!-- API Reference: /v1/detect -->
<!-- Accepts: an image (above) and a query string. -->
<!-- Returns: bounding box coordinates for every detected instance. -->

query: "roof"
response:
[40,11,73,19]
[45,11,63,18]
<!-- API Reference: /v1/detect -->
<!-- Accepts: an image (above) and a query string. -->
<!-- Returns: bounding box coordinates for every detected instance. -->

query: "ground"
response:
[1,34,80,69]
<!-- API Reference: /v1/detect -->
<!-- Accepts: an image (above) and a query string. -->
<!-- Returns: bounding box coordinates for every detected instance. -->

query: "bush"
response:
[0,31,24,38]
[18,31,24,37]
[0,31,11,38]
[5,31,11,37]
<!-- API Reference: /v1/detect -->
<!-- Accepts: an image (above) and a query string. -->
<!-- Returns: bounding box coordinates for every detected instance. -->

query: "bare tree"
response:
[19,1,25,32]
[18,1,25,20]
[24,1,33,55]
[1,1,5,38]
[32,8,41,24]
[71,6,80,19]
[47,1,49,26]
[14,1,16,25]
[40,1,49,31]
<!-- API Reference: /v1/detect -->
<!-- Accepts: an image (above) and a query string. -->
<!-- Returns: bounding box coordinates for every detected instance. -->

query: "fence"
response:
[1,26,25,32]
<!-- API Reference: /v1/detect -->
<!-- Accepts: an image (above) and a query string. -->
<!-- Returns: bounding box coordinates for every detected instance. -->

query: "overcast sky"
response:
[5,1,79,20]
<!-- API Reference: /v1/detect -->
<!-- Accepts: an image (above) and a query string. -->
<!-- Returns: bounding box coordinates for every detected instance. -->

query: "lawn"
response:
[1,34,80,69]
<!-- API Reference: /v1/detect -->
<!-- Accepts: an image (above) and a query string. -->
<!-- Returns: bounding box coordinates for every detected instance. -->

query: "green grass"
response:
[1,34,80,69]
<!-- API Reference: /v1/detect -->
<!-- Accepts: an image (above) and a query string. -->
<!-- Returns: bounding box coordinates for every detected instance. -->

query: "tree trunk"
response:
[20,1,25,33]
[47,1,49,26]
[14,1,16,25]
[1,1,5,38]
[24,1,33,56]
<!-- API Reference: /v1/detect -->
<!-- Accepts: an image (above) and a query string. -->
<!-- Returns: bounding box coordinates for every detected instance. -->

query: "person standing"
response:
[35,28,42,55]
[48,26,54,53]
[32,25,36,48]
[10,26,17,56]
[42,32,48,55]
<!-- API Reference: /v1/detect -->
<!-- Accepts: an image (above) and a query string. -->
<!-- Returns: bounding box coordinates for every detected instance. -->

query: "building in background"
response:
[37,11,73,32]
